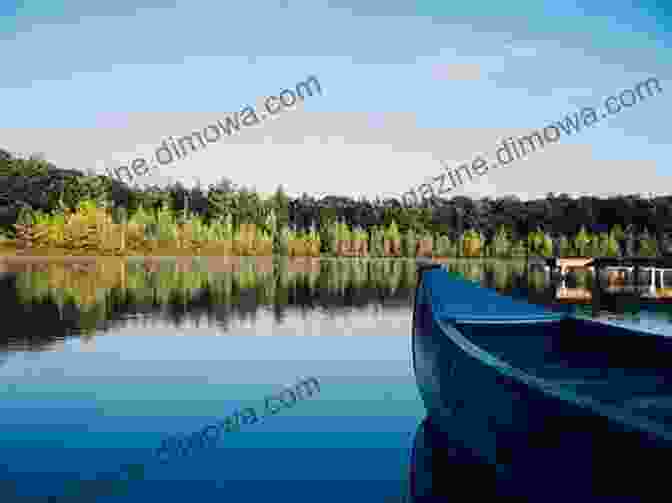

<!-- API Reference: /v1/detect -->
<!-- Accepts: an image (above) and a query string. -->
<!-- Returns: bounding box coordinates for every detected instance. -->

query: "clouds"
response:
[0,0,670,201]
[3,97,671,203]
[431,63,481,82]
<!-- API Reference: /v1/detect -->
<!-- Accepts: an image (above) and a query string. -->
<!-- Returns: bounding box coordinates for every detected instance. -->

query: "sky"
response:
[1,0,671,201]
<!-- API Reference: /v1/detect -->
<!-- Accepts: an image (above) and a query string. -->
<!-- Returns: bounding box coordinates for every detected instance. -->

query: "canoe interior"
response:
[452,317,672,424]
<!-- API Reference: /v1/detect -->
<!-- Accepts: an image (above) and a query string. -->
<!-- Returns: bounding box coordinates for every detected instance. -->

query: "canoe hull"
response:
[411,264,671,499]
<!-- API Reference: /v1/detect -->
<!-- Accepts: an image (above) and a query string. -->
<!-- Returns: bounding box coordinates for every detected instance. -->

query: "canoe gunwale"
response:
[441,317,564,324]
[434,317,672,442]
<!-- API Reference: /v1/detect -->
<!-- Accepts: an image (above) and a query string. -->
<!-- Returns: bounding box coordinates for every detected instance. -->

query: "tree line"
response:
[1,148,669,257]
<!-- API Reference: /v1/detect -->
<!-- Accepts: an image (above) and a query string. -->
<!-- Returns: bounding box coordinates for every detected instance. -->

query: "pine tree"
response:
[596,232,610,257]
[492,226,511,258]
[610,224,625,241]
[541,232,553,257]
[559,235,572,257]
[638,228,659,257]
[606,232,621,257]
[574,226,590,256]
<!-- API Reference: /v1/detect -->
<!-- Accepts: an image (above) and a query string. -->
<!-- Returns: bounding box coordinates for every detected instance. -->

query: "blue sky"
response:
[1,0,670,200]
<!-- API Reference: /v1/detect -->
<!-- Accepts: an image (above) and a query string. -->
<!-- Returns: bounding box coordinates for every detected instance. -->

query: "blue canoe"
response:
[411,261,672,501]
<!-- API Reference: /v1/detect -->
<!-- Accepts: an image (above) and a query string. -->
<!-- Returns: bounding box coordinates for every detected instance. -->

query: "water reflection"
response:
[408,413,648,502]
[408,417,499,501]
[0,258,419,354]
[3,258,672,355]
[2,257,672,501]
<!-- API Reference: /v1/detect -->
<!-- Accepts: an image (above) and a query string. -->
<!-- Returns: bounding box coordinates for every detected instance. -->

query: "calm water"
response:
[1,257,671,502]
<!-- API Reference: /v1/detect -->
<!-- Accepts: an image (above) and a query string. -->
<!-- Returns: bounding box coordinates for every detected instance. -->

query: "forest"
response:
[0,148,669,257]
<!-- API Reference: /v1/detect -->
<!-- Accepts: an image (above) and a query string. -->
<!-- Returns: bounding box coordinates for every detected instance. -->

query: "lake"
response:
[1,257,671,502]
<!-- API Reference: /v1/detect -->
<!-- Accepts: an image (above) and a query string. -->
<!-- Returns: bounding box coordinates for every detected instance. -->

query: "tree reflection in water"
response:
[4,257,670,353]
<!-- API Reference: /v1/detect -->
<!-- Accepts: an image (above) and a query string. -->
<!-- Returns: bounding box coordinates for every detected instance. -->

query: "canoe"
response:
[411,261,672,500]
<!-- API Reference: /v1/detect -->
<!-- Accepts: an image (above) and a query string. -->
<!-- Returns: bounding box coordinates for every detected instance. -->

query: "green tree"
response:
[385,220,401,240]
[559,235,572,257]
[527,230,541,255]
[492,226,511,258]
[541,232,553,257]
[271,184,290,230]
[403,228,417,257]
[596,232,610,257]
[510,239,527,258]
[463,229,482,257]
[369,225,385,256]
[605,232,621,257]
[638,228,659,257]
[610,224,625,241]
[435,234,452,257]
[574,226,590,256]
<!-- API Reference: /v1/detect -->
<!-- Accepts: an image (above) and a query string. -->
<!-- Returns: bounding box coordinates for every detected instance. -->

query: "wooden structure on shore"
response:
[529,257,672,284]
[526,256,672,304]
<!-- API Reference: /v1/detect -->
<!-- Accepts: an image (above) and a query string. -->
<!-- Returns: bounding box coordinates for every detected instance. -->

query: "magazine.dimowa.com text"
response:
[105,75,322,186]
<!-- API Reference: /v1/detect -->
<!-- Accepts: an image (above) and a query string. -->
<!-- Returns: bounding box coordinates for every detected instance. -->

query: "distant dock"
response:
[529,256,672,279]
[526,256,672,304]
